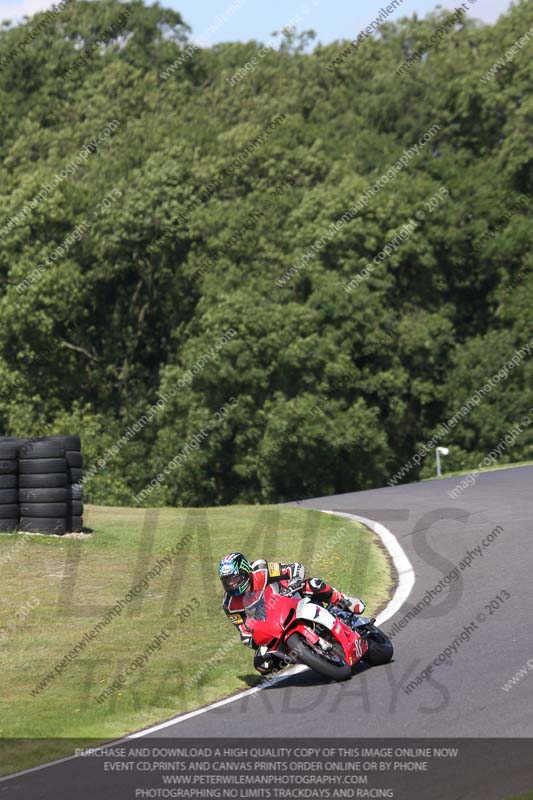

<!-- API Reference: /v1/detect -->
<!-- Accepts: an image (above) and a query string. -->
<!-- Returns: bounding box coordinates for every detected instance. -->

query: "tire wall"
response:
[0,436,83,535]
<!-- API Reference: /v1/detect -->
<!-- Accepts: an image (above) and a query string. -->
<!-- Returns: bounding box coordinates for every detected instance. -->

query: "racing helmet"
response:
[218,552,252,596]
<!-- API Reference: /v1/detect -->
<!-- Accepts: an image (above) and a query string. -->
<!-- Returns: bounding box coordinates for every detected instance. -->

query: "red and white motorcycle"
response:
[242,579,394,681]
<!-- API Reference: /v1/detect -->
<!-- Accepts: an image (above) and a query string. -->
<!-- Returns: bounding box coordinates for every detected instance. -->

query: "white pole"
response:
[436,446,449,477]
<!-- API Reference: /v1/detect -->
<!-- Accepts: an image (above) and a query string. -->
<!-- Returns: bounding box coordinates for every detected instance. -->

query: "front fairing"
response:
[242,587,299,646]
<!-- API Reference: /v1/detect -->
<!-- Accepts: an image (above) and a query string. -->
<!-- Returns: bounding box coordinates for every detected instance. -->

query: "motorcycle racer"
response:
[218,552,366,674]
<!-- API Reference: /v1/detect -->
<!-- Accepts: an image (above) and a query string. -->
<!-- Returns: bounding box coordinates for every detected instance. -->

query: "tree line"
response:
[0,0,531,506]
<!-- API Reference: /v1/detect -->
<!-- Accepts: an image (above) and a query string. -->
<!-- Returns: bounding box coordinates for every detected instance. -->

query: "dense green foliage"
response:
[0,0,532,505]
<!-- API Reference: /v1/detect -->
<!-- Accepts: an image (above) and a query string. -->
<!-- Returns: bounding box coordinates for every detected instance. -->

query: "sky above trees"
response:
[1,0,515,42]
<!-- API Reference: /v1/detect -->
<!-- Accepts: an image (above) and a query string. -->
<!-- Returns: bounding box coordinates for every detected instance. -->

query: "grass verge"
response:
[0,503,393,776]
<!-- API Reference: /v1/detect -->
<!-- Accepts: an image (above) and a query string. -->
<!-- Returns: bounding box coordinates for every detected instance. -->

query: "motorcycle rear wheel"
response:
[286,632,351,681]
[362,629,394,666]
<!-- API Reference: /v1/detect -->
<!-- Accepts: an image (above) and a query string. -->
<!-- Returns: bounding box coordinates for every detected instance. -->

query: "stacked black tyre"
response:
[0,441,19,533]
[0,435,83,535]
[19,439,68,535]
[63,435,83,532]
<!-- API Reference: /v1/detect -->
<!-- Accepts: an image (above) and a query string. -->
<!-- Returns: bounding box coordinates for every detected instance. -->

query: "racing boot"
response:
[304,578,365,614]
[330,590,366,615]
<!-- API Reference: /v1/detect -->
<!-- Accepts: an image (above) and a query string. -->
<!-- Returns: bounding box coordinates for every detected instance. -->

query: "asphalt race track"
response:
[3,466,533,799]
[146,466,533,740]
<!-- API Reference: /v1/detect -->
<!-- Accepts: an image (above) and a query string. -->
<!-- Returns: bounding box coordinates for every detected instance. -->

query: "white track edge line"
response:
[318,511,415,626]
[0,509,414,781]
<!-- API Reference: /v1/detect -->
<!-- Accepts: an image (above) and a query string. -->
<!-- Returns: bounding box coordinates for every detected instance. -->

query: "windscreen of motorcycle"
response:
[242,590,267,621]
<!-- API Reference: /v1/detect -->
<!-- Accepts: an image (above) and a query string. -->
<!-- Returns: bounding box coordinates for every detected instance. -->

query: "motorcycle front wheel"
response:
[286,632,351,681]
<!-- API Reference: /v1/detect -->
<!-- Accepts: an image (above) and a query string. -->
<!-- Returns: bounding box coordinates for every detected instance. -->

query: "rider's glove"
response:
[286,577,304,595]
[239,623,255,648]
[288,562,305,581]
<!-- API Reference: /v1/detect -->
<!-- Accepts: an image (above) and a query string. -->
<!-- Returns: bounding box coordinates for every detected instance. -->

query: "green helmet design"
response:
[218,552,252,596]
